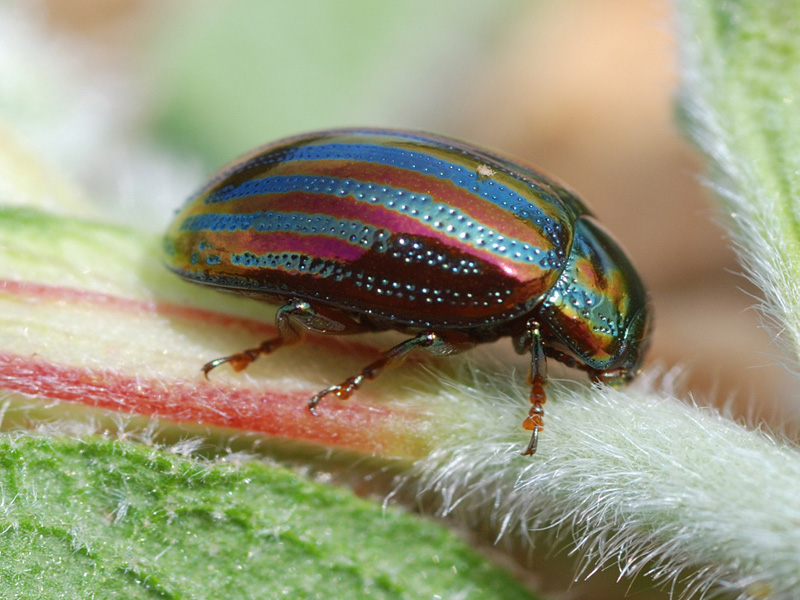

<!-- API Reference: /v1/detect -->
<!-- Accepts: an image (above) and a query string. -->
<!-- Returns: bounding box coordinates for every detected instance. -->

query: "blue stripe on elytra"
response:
[197,176,559,267]
[182,210,390,250]
[207,142,560,232]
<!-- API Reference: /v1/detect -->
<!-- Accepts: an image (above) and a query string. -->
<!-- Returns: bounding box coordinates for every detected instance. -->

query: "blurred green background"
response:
[145,0,524,166]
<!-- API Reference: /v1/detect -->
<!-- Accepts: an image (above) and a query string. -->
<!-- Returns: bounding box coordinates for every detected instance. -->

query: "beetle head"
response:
[538,216,652,385]
[592,301,652,387]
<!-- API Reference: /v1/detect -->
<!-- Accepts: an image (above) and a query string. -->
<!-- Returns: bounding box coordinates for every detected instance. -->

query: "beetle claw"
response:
[521,427,539,456]
[307,376,364,415]
[521,400,545,456]
[202,356,231,379]
[307,385,339,416]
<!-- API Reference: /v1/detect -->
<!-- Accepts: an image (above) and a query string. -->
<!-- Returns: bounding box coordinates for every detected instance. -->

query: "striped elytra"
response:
[164,128,652,455]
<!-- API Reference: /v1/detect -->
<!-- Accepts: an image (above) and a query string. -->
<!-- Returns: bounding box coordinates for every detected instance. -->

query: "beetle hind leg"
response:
[521,320,547,456]
[308,330,475,415]
[203,298,366,377]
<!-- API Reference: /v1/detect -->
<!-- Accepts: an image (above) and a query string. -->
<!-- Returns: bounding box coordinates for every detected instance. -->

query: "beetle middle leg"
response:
[202,298,368,377]
[308,330,475,415]
[521,320,547,456]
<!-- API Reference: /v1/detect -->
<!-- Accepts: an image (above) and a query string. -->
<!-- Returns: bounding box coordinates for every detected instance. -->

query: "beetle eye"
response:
[626,303,652,367]
[595,367,628,388]
[601,302,652,385]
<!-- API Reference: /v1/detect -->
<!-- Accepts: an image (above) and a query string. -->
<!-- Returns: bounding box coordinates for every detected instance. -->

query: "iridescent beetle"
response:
[164,129,652,455]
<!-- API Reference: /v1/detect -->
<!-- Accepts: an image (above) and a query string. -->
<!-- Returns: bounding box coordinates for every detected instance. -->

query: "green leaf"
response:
[0,434,537,599]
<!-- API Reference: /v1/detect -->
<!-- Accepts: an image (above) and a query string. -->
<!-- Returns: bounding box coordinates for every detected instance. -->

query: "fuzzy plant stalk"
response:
[1,2,800,600]
[677,2,800,369]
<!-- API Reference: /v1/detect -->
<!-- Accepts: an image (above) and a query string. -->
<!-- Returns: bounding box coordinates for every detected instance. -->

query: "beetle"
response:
[163,128,652,455]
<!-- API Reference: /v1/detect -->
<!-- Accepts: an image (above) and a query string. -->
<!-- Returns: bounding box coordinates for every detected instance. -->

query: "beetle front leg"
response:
[202,298,367,377]
[308,330,474,415]
[521,320,547,456]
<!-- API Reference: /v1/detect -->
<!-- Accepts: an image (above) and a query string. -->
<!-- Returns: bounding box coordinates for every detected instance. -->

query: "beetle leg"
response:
[521,320,547,456]
[203,298,365,377]
[308,330,475,415]
[202,336,285,377]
